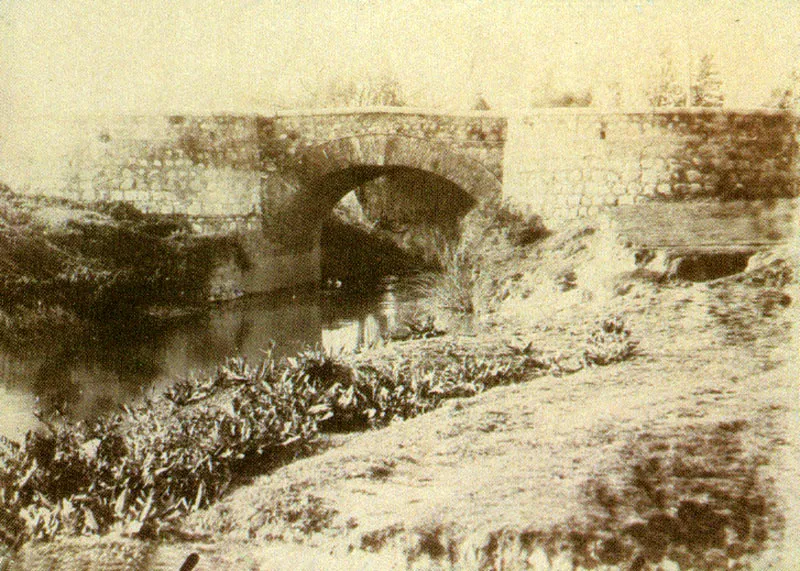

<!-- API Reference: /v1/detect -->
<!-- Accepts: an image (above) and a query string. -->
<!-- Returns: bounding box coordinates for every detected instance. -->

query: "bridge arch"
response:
[263,133,503,249]
[297,133,502,200]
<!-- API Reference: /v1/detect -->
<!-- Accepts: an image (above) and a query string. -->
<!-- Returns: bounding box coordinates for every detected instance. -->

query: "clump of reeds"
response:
[414,243,477,316]
[0,341,548,547]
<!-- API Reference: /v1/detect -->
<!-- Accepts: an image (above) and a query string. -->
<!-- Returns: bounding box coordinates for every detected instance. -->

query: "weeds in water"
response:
[395,310,444,340]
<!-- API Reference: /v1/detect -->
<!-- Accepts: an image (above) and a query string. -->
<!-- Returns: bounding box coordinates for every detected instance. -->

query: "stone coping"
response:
[9,107,797,122]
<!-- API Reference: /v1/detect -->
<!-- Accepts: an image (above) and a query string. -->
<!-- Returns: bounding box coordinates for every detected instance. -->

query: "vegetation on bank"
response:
[0,189,245,344]
[409,201,551,321]
[0,314,637,549]
[0,186,644,554]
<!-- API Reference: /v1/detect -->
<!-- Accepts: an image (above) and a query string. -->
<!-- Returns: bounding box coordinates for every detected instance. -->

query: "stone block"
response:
[554,170,569,184]
[626,182,641,195]
[228,202,249,216]
[549,552,573,571]
[189,178,206,193]
[79,179,94,195]
[526,547,549,570]
[187,202,203,216]
[641,169,659,184]
[621,167,640,183]
[686,169,703,183]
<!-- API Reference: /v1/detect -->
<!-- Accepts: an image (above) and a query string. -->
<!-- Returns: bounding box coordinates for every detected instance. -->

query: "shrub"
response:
[0,357,318,545]
[583,316,639,366]
[0,195,246,323]
[491,205,550,247]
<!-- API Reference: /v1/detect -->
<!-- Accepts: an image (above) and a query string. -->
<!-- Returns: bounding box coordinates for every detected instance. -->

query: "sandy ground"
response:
[12,228,799,570]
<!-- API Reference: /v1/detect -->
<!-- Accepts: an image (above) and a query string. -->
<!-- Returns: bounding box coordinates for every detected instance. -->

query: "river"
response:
[0,277,421,440]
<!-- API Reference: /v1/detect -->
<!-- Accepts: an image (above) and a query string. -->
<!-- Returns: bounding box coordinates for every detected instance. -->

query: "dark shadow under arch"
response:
[267,134,502,249]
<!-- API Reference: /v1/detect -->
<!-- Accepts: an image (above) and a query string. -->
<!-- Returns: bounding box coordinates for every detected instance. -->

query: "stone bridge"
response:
[0,107,797,292]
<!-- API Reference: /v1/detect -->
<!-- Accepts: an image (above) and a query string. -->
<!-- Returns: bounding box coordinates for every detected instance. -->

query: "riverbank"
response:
[172,242,796,571]
[3,216,797,569]
[0,189,243,343]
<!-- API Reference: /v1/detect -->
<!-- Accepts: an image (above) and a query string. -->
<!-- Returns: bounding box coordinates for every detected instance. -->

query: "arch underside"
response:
[265,134,503,249]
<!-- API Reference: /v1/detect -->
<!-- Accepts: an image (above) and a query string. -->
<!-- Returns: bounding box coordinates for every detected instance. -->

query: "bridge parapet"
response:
[503,108,798,223]
[257,111,506,180]
[0,110,507,216]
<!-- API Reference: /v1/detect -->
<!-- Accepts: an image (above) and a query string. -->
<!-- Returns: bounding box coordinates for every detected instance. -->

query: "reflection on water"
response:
[0,278,419,440]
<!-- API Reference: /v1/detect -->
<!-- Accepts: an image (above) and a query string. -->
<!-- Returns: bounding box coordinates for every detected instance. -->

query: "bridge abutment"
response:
[236,227,322,294]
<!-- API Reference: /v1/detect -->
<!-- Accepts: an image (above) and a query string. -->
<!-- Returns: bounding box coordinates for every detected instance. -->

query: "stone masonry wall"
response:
[2,107,797,261]
[0,110,506,223]
[260,110,506,180]
[502,109,798,224]
[6,108,794,234]
[1,115,263,219]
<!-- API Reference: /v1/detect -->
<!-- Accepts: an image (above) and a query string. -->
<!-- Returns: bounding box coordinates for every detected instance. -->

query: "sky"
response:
[0,0,798,117]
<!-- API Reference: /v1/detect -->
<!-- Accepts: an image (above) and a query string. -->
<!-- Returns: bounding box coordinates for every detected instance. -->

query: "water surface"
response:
[0,278,419,440]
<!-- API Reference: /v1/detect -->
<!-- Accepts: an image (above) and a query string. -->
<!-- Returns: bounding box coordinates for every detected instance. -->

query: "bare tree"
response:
[471,93,491,110]
[646,49,687,107]
[766,69,799,110]
[691,53,724,107]
[319,73,407,107]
